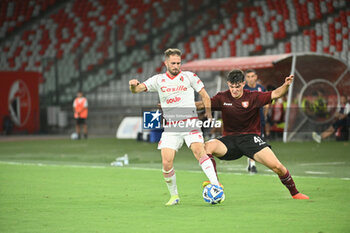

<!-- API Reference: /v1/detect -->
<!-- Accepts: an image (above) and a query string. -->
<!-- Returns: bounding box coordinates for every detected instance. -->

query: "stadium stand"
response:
[0,0,58,39]
[265,8,350,60]
[0,0,349,133]
[181,0,347,59]
[1,0,220,104]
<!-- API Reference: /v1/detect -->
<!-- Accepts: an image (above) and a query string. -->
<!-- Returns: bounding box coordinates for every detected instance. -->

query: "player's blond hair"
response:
[164,48,182,60]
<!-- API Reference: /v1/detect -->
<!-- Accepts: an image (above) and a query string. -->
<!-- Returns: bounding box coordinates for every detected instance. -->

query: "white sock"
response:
[162,167,178,196]
[199,155,219,185]
[248,159,256,167]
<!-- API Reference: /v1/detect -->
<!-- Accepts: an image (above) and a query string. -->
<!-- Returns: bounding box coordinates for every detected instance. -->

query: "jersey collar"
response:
[166,71,182,80]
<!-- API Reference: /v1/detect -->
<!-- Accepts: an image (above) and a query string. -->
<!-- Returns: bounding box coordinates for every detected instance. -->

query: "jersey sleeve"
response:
[187,72,204,92]
[143,75,158,92]
[211,93,222,111]
[255,91,272,107]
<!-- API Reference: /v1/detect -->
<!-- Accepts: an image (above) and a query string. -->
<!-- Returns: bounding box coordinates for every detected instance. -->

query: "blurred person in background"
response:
[73,91,88,139]
[2,115,14,135]
[244,69,268,173]
[302,90,328,121]
[312,95,350,143]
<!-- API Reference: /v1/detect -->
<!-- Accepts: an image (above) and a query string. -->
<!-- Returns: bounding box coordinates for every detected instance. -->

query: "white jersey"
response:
[342,103,350,115]
[143,71,204,122]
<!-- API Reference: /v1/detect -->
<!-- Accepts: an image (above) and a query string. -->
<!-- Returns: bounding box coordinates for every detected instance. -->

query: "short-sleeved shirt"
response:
[340,103,350,115]
[143,71,204,122]
[211,89,272,136]
[333,102,350,129]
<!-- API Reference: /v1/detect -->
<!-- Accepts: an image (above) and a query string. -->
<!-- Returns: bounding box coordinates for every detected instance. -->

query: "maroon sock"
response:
[279,170,299,196]
[207,154,217,176]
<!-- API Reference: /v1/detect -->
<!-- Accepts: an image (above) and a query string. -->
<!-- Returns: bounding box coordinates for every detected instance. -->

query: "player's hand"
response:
[285,75,294,86]
[205,111,213,120]
[129,79,140,87]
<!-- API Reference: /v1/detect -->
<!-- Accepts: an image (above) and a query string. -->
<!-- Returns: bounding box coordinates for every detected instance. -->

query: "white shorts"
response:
[157,130,204,151]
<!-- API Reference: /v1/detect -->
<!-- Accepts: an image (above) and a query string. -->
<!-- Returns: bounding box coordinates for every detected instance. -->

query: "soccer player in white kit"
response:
[129,48,221,205]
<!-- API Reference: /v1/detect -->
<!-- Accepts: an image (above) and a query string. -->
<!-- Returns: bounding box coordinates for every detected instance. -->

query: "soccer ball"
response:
[202,184,225,204]
[70,132,78,140]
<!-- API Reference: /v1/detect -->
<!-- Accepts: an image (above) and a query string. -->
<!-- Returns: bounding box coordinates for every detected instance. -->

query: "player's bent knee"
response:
[204,140,217,154]
[161,157,174,169]
[162,161,173,171]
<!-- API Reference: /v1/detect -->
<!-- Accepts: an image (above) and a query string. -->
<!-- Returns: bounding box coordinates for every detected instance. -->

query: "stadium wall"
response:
[0,71,40,134]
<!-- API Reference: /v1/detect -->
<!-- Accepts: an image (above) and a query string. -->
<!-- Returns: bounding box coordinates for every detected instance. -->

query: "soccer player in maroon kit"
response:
[199,69,309,199]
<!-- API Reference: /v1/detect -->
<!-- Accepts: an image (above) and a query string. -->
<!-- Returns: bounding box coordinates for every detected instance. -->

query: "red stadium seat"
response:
[0,0,57,39]
[1,0,350,103]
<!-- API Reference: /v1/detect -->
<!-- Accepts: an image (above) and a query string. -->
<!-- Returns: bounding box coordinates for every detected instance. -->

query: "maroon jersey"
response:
[212,89,272,136]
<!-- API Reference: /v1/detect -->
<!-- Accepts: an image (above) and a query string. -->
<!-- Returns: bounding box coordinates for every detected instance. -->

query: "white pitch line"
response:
[305,171,330,175]
[299,162,346,166]
[0,161,108,169]
[1,160,350,180]
[226,167,247,171]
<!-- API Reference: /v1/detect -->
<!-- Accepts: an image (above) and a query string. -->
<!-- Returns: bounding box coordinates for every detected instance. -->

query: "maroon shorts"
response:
[217,134,270,160]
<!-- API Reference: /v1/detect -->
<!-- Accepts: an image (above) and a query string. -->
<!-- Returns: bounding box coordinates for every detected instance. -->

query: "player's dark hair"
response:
[244,69,257,75]
[227,70,245,84]
[164,48,182,60]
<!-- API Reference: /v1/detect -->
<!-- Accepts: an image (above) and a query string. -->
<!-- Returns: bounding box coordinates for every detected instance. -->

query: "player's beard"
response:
[168,68,180,76]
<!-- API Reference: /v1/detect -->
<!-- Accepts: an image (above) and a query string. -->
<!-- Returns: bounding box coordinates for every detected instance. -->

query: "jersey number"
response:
[254,136,263,144]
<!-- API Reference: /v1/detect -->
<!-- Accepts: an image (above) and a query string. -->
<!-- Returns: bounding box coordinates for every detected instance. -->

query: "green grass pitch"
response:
[0,138,350,233]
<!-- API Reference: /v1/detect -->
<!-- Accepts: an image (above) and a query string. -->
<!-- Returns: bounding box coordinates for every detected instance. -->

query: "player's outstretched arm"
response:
[129,79,146,94]
[271,75,294,100]
[198,89,212,119]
